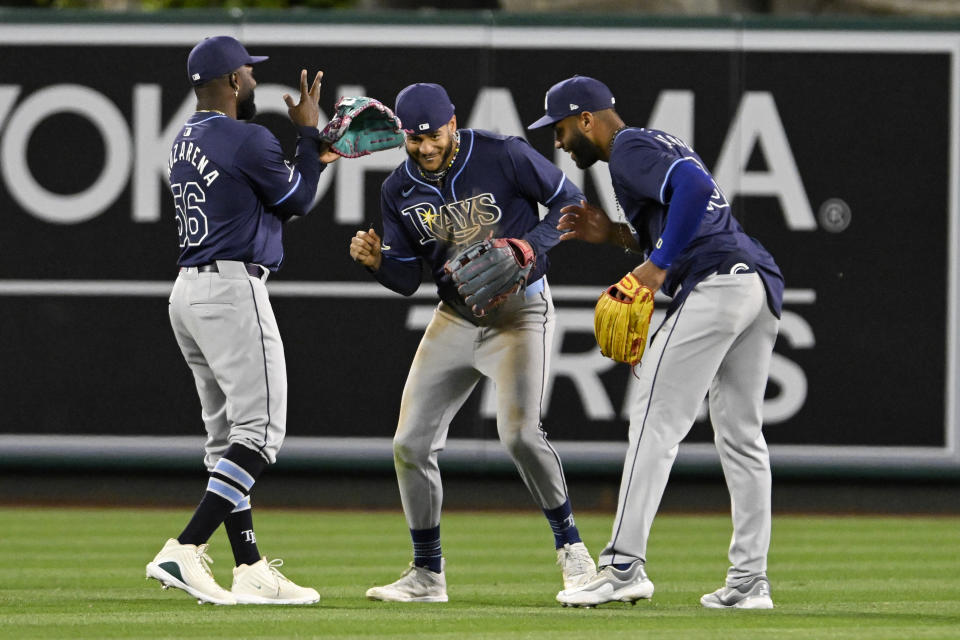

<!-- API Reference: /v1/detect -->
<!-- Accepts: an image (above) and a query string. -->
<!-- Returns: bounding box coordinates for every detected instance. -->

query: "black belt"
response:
[195,263,266,278]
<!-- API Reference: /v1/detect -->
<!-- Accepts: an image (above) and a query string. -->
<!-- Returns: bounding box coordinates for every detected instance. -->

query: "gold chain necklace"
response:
[197,109,227,116]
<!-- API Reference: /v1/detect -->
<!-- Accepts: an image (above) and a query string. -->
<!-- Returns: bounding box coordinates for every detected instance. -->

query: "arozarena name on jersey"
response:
[167,139,219,186]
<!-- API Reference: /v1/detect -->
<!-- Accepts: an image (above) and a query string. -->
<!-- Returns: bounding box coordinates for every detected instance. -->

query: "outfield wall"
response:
[1,10,958,478]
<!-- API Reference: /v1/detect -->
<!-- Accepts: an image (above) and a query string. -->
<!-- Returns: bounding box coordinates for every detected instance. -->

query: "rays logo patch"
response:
[400,193,503,246]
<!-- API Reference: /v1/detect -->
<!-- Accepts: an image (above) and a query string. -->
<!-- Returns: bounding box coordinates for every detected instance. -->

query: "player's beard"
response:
[237,90,257,121]
[411,132,457,177]
[567,129,601,169]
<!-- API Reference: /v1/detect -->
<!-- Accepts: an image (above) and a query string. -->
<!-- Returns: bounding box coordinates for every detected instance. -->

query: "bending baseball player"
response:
[146,36,340,605]
[528,76,783,609]
[350,82,596,603]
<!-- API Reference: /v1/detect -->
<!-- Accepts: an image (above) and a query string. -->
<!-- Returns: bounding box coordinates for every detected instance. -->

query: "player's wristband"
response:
[296,125,322,141]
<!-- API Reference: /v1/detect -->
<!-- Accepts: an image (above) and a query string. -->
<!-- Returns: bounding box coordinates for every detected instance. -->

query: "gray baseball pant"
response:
[599,272,779,584]
[393,280,570,529]
[168,260,286,469]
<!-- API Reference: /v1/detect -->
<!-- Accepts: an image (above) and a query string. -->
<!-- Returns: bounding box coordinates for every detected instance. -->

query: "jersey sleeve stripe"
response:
[544,174,567,205]
[271,172,303,206]
[658,157,693,204]
[385,255,419,262]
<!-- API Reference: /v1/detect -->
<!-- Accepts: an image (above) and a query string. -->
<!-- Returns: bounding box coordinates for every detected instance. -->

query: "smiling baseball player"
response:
[351,82,596,602]
[529,76,783,609]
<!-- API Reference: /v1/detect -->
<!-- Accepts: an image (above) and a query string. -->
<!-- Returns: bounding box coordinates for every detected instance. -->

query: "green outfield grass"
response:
[0,507,958,639]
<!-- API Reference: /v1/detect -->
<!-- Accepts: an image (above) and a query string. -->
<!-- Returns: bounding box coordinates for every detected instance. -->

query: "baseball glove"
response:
[594,273,654,366]
[319,96,405,158]
[445,237,536,316]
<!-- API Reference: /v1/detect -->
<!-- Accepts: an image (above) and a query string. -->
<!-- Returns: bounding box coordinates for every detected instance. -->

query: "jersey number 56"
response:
[171,182,209,247]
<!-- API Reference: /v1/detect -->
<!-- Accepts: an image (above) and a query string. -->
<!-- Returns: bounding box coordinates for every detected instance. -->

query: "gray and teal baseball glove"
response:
[320,96,405,158]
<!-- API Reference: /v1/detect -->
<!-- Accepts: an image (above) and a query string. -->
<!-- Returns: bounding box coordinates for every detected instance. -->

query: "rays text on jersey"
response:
[401,193,502,246]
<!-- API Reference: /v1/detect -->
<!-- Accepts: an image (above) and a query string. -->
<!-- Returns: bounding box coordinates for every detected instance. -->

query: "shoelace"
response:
[264,558,291,583]
[394,563,439,586]
[558,546,592,572]
[194,543,216,578]
[395,563,422,583]
[396,563,439,590]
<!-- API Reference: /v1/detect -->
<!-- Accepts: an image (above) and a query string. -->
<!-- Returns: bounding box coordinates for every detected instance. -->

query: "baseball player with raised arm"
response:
[145,35,338,606]
[528,76,782,609]
[350,82,596,602]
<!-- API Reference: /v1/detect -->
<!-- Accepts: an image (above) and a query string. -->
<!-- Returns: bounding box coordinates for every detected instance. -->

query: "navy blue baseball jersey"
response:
[609,127,784,316]
[376,129,584,305]
[167,112,325,270]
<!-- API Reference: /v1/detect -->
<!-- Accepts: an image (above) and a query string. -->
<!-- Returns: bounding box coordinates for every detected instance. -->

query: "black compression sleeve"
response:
[369,256,422,296]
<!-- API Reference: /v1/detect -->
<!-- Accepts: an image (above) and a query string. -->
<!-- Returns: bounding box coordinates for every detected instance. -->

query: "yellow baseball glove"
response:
[594,273,655,365]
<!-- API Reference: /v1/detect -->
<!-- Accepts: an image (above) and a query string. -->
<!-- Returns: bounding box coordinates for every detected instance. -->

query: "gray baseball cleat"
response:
[700,575,774,609]
[365,561,448,603]
[556,561,654,607]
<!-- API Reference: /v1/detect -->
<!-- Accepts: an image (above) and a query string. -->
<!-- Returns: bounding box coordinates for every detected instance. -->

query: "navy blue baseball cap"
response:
[395,83,456,134]
[187,36,268,86]
[527,76,616,129]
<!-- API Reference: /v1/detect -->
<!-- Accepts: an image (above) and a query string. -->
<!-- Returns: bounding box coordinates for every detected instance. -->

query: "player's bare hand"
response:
[319,140,340,165]
[630,259,666,294]
[557,200,613,244]
[350,227,382,270]
[283,69,323,128]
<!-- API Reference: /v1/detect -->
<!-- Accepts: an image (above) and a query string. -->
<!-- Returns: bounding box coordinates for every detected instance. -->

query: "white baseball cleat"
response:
[146,538,236,605]
[700,575,774,609]
[556,542,597,590]
[231,557,319,605]
[556,561,654,607]
[365,561,448,602]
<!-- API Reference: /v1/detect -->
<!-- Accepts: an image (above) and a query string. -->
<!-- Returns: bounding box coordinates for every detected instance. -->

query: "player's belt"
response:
[195,262,266,278]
